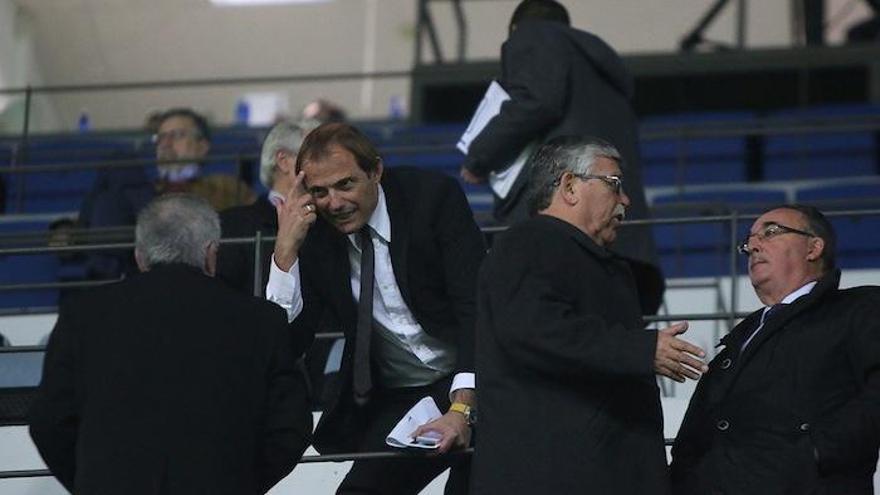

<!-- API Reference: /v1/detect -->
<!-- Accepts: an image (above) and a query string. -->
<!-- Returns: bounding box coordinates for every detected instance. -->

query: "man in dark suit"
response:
[267,122,484,494]
[460,0,664,314]
[671,205,880,495]
[473,136,706,495]
[29,194,312,495]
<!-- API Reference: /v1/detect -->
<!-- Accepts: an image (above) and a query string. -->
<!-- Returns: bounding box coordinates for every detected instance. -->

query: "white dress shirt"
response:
[741,280,818,350]
[266,186,474,396]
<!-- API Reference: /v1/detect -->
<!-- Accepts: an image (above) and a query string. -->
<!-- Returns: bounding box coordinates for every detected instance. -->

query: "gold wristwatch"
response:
[449,402,475,426]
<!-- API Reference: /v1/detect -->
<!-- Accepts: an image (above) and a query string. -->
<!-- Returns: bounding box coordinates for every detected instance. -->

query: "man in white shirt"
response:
[671,205,880,495]
[267,122,484,494]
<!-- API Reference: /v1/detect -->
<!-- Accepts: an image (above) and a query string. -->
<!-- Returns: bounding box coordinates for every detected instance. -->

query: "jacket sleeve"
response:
[482,235,656,380]
[435,178,487,373]
[463,23,570,177]
[256,305,314,493]
[28,305,80,492]
[812,291,880,474]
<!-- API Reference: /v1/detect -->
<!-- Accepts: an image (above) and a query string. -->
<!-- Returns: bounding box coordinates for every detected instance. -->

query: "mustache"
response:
[613,204,626,221]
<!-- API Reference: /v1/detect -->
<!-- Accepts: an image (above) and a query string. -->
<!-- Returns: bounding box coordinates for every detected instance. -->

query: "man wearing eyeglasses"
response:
[152,108,254,211]
[472,136,707,495]
[80,107,255,279]
[671,205,880,494]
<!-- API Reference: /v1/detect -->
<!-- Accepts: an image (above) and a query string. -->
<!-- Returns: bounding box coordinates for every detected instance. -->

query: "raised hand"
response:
[654,322,708,383]
[273,171,317,271]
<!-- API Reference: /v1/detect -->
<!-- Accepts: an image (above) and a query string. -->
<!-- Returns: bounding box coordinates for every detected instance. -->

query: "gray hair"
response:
[527,136,622,215]
[259,119,320,189]
[135,194,221,270]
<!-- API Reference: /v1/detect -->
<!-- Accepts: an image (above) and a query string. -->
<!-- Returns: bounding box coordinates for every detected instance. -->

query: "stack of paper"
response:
[385,396,443,450]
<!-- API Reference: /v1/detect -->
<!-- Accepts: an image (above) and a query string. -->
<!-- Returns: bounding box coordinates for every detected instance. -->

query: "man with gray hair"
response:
[218,120,316,295]
[29,194,312,495]
[472,136,706,494]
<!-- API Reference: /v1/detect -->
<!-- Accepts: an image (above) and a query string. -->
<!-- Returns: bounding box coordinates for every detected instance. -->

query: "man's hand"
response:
[460,167,487,185]
[411,410,471,454]
[411,389,474,454]
[273,171,317,271]
[654,322,708,383]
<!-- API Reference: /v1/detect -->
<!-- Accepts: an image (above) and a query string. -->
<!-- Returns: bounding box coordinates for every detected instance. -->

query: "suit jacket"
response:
[671,271,880,495]
[472,215,669,495]
[218,195,278,296]
[28,264,313,495]
[293,167,486,453]
[462,20,664,314]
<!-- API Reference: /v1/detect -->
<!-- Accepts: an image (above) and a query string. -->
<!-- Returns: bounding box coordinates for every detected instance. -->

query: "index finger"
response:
[287,171,308,201]
[672,337,706,358]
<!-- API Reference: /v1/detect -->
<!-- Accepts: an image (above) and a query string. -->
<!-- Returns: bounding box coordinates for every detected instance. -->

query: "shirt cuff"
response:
[449,372,475,400]
[265,253,303,323]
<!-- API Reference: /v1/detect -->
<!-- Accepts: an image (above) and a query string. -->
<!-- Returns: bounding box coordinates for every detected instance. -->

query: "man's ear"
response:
[559,173,578,206]
[197,139,210,158]
[806,236,825,263]
[276,150,293,175]
[370,159,384,184]
[204,241,218,277]
[134,248,149,273]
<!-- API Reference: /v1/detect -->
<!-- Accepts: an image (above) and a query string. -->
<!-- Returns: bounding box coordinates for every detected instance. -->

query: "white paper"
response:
[385,396,443,450]
[458,80,536,199]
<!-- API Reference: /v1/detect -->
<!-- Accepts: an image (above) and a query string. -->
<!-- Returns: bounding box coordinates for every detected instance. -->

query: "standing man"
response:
[460,0,664,314]
[267,122,484,494]
[29,194,312,495]
[671,205,880,494]
[473,136,706,495]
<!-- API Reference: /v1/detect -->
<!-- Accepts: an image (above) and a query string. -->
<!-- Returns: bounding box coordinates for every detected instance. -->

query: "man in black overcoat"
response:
[29,194,312,495]
[671,205,880,494]
[460,0,664,314]
[473,136,707,495]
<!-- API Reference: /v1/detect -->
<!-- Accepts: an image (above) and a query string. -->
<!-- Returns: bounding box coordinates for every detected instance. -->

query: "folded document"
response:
[385,396,442,450]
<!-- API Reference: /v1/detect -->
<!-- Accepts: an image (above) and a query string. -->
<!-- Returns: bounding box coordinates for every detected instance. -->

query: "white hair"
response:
[259,119,320,189]
[135,194,220,270]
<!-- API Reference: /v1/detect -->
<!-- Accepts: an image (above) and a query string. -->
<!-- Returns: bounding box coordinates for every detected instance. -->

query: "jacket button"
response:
[719,358,732,370]
[716,419,730,431]
[799,423,810,432]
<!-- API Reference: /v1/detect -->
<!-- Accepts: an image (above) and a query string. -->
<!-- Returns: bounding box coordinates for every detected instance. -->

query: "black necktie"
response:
[743,303,785,350]
[353,226,374,406]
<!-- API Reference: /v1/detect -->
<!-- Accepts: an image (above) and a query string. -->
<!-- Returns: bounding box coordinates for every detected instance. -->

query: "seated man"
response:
[80,107,255,278]
[671,204,880,494]
[29,194,312,495]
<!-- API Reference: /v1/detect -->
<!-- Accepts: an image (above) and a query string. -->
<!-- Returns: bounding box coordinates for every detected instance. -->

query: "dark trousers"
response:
[336,376,471,495]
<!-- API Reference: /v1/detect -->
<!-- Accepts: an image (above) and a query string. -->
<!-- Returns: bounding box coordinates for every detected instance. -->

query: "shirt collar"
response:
[765,280,818,314]
[347,185,391,248]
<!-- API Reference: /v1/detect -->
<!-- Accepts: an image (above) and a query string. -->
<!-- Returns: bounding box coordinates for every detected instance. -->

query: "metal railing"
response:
[1,209,879,481]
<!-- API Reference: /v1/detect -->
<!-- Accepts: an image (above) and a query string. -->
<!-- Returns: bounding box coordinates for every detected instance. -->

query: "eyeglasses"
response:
[737,222,815,255]
[151,128,202,144]
[569,173,624,195]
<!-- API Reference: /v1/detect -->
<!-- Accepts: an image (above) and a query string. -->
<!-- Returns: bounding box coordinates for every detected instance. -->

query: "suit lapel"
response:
[381,172,414,309]
[708,271,840,402]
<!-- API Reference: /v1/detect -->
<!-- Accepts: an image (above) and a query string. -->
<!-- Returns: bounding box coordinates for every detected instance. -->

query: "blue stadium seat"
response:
[795,181,880,269]
[652,188,787,277]
[0,220,61,309]
[640,112,756,187]
[764,104,880,181]
[3,136,137,214]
